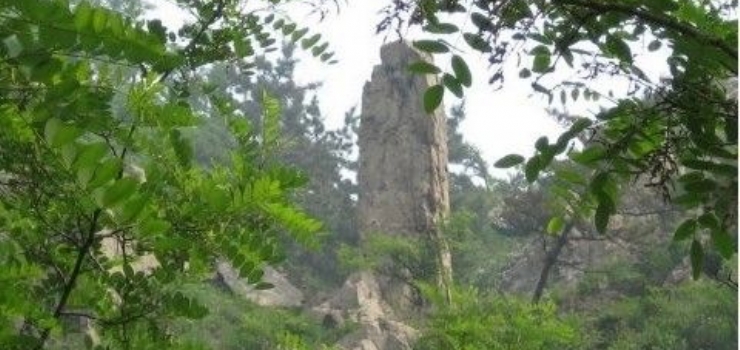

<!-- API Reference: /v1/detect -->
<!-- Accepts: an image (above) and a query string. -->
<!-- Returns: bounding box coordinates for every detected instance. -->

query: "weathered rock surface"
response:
[317,40,452,350]
[215,261,304,307]
[357,40,450,241]
[312,272,418,350]
[500,184,677,299]
[358,40,452,310]
[500,228,635,294]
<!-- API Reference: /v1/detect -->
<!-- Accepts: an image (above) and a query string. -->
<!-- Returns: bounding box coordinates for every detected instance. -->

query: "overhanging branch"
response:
[553,0,738,64]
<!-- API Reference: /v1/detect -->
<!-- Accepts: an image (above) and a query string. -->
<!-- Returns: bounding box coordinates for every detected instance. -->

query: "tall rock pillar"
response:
[313,41,452,350]
[358,40,452,308]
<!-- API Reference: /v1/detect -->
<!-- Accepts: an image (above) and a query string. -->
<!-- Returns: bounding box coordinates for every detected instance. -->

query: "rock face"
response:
[318,40,451,350]
[357,40,450,242]
[215,261,304,307]
[358,40,452,305]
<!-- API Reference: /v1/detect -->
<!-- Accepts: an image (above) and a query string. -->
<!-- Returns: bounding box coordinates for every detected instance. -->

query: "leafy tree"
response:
[172,284,349,350]
[192,45,360,293]
[569,266,737,349]
[387,0,738,275]
[0,0,332,348]
[415,287,583,350]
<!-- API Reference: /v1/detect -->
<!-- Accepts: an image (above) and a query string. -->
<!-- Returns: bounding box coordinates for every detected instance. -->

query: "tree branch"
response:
[553,0,738,65]
[34,209,101,350]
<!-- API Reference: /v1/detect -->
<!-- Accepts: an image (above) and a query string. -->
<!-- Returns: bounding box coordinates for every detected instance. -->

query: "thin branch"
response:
[553,0,738,66]
[58,311,99,321]
[34,209,101,350]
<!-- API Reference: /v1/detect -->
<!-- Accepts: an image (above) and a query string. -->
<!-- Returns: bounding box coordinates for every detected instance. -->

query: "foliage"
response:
[383,0,738,275]
[0,0,333,348]
[338,232,438,284]
[415,287,583,350]
[196,45,360,293]
[582,281,737,350]
[172,284,347,350]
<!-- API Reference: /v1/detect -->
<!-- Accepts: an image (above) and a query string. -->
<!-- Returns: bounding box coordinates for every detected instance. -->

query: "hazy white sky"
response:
[149,0,671,177]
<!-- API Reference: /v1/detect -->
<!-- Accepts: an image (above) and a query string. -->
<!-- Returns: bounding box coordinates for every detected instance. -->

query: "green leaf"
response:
[320,52,334,62]
[91,8,107,33]
[535,136,549,152]
[88,158,121,189]
[569,118,592,134]
[647,40,662,51]
[678,171,704,183]
[412,40,449,54]
[494,154,525,168]
[254,282,274,290]
[524,156,541,182]
[697,213,720,230]
[45,118,82,147]
[423,84,444,113]
[546,217,565,235]
[531,82,550,95]
[73,142,108,170]
[301,34,321,49]
[570,146,606,165]
[674,219,697,241]
[532,53,551,73]
[281,23,296,35]
[247,268,264,283]
[204,185,229,211]
[233,38,253,58]
[555,169,586,185]
[442,74,463,98]
[683,178,717,192]
[463,33,492,52]
[102,178,138,207]
[311,42,328,56]
[169,129,193,168]
[408,61,440,74]
[690,240,703,279]
[291,28,308,42]
[141,218,170,235]
[74,2,93,31]
[605,35,632,63]
[451,55,472,87]
[120,194,148,223]
[711,229,735,259]
[470,12,493,31]
[594,200,612,234]
[423,22,459,34]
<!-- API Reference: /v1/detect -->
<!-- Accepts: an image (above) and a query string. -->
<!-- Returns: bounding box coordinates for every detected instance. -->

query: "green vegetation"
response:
[415,288,582,350]
[174,284,349,350]
[0,0,326,347]
[0,0,736,349]
[400,0,738,274]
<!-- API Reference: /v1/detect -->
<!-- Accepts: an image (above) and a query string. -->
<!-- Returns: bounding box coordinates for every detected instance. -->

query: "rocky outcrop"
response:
[500,183,678,299]
[215,261,304,307]
[357,40,452,309]
[316,40,452,350]
[312,272,418,350]
[500,228,635,294]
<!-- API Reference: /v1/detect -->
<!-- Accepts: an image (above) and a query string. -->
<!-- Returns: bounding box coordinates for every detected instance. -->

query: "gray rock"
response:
[216,261,304,307]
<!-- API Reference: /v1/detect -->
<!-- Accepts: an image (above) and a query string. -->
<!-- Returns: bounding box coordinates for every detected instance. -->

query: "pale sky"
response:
[148,0,671,177]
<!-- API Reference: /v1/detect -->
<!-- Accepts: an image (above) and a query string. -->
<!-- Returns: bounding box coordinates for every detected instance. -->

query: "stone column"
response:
[358,40,452,308]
